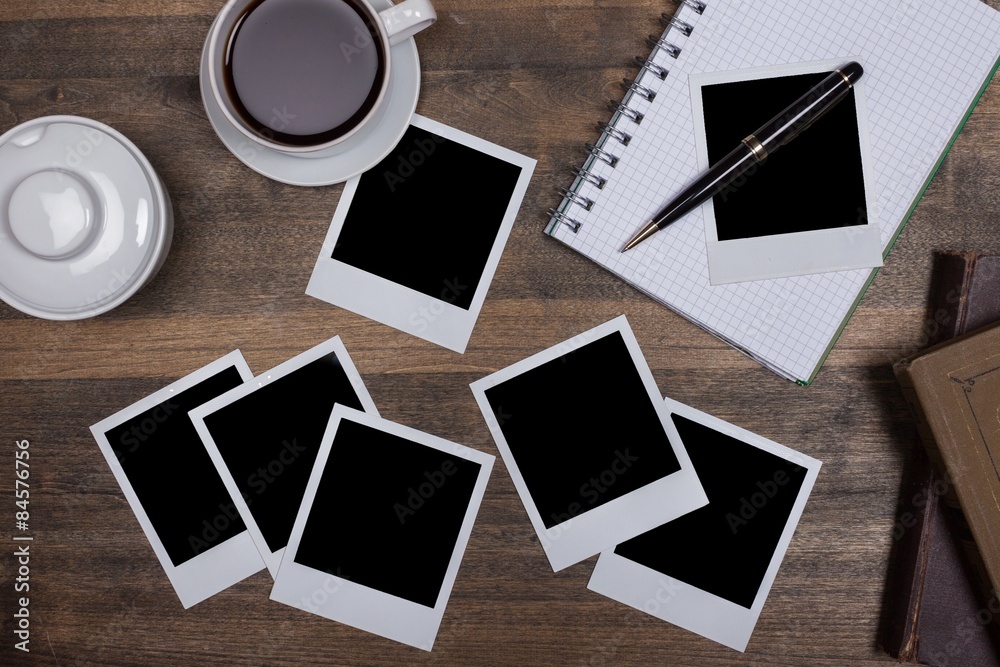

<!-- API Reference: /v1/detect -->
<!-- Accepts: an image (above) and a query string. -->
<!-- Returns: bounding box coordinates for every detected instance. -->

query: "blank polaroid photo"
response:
[90,351,265,608]
[688,58,883,284]
[306,113,536,353]
[469,316,707,572]
[587,397,821,652]
[189,336,378,577]
[270,405,494,650]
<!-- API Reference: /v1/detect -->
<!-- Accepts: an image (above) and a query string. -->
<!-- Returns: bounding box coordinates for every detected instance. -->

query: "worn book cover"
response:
[894,322,1000,609]
[881,250,1000,666]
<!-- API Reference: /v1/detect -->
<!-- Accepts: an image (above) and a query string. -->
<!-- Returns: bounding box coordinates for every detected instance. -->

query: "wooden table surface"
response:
[2,1,999,665]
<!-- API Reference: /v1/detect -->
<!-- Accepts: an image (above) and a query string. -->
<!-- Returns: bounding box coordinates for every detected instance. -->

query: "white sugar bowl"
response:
[0,115,173,320]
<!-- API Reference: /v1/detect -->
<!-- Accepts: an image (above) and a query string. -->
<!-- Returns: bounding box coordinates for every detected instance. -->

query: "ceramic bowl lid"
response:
[0,115,172,320]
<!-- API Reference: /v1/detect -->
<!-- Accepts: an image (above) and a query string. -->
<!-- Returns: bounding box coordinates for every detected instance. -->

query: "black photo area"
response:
[106,365,247,566]
[482,331,682,529]
[293,418,482,608]
[614,413,808,609]
[200,350,367,554]
[331,125,523,310]
[701,71,867,241]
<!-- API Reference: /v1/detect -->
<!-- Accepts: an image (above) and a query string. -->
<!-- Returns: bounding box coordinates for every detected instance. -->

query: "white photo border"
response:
[587,397,822,652]
[269,405,495,651]
[306,113,537,354]
[89,350,264,609]
[189,335,379,578]
[689,57,884,284]
[469,315,707,572]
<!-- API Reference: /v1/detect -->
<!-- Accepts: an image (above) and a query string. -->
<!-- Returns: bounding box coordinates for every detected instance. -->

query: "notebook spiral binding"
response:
[549,0,708,232]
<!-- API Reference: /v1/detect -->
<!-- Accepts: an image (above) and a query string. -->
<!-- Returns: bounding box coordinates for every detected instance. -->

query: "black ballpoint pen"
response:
[622,61,864,252]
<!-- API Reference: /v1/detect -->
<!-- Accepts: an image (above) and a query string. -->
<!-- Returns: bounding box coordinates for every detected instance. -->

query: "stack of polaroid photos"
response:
[470,316,821,652]
[91,336,493,651]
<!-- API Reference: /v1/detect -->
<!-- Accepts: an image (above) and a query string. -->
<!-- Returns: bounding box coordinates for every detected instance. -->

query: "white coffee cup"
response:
[205,0,435,157]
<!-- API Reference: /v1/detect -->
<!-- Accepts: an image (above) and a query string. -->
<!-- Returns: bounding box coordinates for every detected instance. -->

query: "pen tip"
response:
[622,220,660,251]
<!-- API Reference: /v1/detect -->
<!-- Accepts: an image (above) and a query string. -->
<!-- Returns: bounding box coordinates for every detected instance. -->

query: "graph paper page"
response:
[549,0,1000,382]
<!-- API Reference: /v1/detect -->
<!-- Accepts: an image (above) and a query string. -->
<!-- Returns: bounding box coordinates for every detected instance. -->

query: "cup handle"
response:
[379,0,436,46]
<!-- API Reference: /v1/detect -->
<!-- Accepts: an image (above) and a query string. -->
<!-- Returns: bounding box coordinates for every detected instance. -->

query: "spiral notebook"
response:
[547,0,1000,384]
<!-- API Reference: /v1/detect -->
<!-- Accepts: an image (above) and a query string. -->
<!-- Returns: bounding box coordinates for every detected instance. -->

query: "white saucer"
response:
[199,0,421,187]
[0,116,172,320]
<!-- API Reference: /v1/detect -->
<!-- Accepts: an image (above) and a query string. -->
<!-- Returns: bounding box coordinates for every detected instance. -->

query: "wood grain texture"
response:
[2,0,1000,665]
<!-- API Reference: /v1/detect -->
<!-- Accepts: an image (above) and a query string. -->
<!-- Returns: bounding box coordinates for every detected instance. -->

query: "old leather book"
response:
[881,251,1000,666]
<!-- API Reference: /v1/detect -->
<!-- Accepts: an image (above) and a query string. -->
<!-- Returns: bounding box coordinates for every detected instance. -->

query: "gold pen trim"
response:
[742,134,768,162]
[622,220,660,251]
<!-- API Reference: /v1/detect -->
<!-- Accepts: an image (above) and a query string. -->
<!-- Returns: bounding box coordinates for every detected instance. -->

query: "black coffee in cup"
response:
[223,0,388,147]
